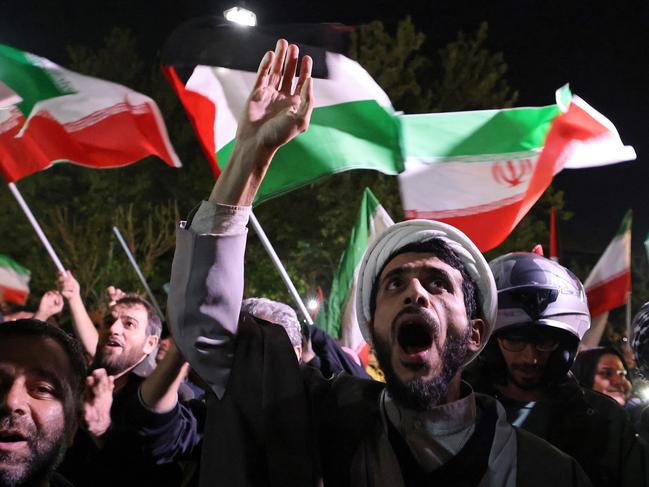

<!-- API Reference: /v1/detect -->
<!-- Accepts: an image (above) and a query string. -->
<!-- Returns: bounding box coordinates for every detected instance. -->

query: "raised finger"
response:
[297,78,314,131]
[268,39,288,89]
[294,55,313,99]
[280,44,299,94]
[253,51,274,90]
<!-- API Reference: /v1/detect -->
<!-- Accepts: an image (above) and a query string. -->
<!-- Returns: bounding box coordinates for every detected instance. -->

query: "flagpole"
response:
[249,211,314,325]
[626,292,632,339]
[7,182,65,273]
[112,226,164,319]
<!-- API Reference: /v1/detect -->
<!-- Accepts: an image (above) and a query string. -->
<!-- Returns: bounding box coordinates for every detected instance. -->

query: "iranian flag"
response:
[0,43,181,182]
[318,188,394,354]
[399,86,636,251]
[584,210,632,317]
[0,254,30,305]
[161,21,402,203]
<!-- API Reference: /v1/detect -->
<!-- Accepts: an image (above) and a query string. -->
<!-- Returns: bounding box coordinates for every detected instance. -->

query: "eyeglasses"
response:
[596,368,628,380]
[498,337,559,353]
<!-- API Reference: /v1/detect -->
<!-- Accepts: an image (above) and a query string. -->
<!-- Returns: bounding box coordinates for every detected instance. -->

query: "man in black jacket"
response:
[466,251,645,487]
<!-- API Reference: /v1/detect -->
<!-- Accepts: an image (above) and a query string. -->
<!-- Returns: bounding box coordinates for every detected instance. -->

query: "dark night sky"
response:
[1,0,648,269]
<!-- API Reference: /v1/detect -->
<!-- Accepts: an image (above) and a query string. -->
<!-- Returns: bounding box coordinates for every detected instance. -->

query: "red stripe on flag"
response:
[407,197,527,250]
[586,270,630,317]
[0,286,28,305]
[0,104,179,182]
[406,100,610,252]
[162,65,220,178]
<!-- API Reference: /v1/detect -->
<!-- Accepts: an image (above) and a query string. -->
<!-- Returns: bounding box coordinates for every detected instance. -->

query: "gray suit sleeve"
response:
[167,226,246,399]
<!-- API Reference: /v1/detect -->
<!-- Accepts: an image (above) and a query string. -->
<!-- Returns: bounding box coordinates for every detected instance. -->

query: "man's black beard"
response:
[373,326,470,411]
[0,414,68,487]
[92,344,143,376]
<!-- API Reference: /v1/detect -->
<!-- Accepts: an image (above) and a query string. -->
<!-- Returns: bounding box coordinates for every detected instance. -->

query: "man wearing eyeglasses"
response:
[466,252,645,487]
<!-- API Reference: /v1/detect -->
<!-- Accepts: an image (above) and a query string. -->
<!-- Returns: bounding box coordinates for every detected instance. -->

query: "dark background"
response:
[1,0,647,264]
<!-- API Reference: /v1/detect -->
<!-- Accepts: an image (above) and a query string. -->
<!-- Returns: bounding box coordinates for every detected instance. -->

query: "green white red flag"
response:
[162,22,402,203]
[398,86,636,251]
[162,21,633,248]
[318,187,393,353]
[0,43,181,182]
[584,210,632,317]
[0,254,30,305]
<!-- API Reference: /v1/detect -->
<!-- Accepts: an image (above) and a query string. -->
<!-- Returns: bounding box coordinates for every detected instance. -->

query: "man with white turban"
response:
[167,39,590,487]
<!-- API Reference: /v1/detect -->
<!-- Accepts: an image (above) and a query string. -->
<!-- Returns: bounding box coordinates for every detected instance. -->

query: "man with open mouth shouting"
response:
[168,39,591,487]
[0,320,86,487]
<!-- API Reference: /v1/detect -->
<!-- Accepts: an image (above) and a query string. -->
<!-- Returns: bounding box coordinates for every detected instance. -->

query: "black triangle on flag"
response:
[161,17,354,82]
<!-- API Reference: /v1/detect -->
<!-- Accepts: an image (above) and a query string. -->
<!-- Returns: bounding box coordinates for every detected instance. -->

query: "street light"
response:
[223,6,257,27]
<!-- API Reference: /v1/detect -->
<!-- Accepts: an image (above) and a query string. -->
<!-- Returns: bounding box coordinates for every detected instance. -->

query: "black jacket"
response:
[469,371,645,487]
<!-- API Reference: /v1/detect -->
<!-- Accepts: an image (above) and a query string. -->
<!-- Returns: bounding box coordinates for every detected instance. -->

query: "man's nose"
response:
[108,318,124,334]
[520,343,541,362]
[403,278,430,307]
[1,380,29,416]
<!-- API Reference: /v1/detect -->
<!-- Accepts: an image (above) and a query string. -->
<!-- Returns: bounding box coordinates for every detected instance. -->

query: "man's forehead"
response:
[110,302,147,317]
[381,252,462,279]
[0,336,73,376]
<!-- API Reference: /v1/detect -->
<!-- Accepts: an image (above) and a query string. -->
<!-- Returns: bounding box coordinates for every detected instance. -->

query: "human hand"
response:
[33,290,64,321]
[83,368,115,437]
[236,39,313,157]
[58,270,81,301]
[106,286,125,306]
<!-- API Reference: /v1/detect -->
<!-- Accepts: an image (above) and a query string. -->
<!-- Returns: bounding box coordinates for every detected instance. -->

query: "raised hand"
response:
[83,368,115,437]
[58,270,81,301]
[106,285,125,306]
[236,39,314,153]
[209,39,314,207]
[33,290,64,321]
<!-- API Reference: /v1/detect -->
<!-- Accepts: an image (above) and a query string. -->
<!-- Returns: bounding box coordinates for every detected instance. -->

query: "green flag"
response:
[318,188,393,352]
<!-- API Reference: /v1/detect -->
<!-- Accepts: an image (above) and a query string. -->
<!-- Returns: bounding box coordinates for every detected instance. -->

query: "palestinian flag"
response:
[161,20,402,203]
[398,86,636,251]
[318,188,394,354]
[0,43,181,182]
[0,254,30,305]
[584,210,632,317]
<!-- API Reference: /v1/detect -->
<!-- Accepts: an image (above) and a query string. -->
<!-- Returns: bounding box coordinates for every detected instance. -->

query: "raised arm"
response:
[167,39,313,399]
[59,270,99,356]
[139,340,190,413]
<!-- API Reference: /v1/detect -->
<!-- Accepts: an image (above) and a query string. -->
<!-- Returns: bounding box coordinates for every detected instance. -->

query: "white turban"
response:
[355,219,497,366]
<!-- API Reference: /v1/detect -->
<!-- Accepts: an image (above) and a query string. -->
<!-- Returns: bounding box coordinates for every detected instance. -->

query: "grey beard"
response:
[373,326,471,411]
[0,416,67,487]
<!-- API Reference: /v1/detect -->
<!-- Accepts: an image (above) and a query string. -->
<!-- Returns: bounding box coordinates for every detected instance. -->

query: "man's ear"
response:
[143,334,159,355]
[467,319,486,353]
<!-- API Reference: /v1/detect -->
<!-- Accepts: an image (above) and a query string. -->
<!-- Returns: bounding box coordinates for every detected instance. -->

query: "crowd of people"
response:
[2,39,649,487]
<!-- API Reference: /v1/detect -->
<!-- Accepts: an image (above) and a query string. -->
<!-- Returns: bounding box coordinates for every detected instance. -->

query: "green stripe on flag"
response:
[217,100,403,204]
[400,103,562,159]
[318,188,393,341]
[0,44,74,116]
[617,209,632,237]
[0,254,30,277]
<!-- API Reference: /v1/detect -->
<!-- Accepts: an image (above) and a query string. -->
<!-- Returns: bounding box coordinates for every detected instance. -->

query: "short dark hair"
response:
[113,295,162,338]
[369,237,480,322]
[0,319,87,415]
